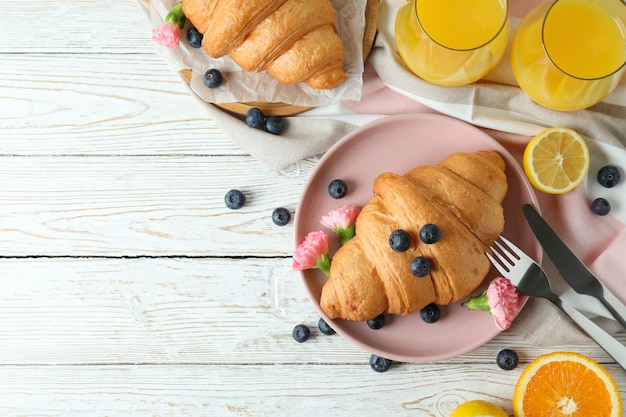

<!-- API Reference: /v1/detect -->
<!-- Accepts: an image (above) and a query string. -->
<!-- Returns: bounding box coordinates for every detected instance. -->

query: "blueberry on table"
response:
[419,303,440,324]
[318,317,336,336]
[245,107,265,129]
[186,27,203,48]
[597,165,621,188]
[271,207,291,226]
[292,324,311,343]
[591,197,611,216]
[224,189,245,210]
[369,354,392,373]
[419,223,441,244]
[328,179,348,199]
[410,256,431,277]
[367,313,386,330]
[265,116,285,135]
[203,68,223,88]
[389,229,411,252]
[496,349,519,370]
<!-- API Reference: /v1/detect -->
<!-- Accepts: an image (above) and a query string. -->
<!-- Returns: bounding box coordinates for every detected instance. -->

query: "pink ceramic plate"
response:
[295,113,541,362]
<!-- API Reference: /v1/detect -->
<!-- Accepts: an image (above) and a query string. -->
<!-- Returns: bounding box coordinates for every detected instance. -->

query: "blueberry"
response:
[389,229,411,252]
[419,303,441,324]
[203,68,223,88]
[318,317,336,336]
[496,349,519,371]
[419,223,441,244]
[591,197,611,216]
[366,313,386,330]
[224,189,245,210]
[328,179,348,199]
[369,354,392,373]
[410,256,431,277]
[272,207,291,226]
[245,107,265,129]
[597,165,621,188]
[186,27,203,48]
[292,324,311,343]
[265,116,285,135]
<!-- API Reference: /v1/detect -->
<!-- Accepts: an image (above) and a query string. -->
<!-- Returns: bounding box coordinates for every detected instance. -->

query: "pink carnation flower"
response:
[293,231,331,275]
[320,205,360,245]
[462,277,520,330]
[486,277,520,330]
[151,2,185,48]
[152,22,181,48]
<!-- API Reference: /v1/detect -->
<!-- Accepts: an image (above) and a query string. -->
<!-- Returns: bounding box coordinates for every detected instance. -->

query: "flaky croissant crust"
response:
[320,151,508,322]
[182,0,346,90]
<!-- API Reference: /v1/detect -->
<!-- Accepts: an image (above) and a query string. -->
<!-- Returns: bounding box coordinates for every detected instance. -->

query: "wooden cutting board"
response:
[180,0,379,116]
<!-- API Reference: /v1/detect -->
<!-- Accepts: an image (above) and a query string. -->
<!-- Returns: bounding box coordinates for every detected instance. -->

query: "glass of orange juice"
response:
[511,0,626,111]
[395,0,509,87]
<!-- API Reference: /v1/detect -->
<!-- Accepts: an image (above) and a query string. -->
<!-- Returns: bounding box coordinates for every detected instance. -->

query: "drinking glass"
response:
[395,0,509,87]
[511,0,626,111]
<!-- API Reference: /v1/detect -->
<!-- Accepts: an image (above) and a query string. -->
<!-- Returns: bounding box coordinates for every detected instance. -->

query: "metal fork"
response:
[487,235,626,370]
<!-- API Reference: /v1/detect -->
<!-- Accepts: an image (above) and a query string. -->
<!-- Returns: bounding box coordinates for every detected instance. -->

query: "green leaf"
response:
[165,2,186,29]
[316,253,332,276]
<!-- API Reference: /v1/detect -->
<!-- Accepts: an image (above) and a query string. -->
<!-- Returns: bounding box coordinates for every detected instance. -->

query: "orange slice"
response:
[523,126,590,194]
[513,351,622,417]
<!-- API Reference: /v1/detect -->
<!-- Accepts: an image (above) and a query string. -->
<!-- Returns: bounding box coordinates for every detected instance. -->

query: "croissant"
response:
[320,151,508,322]
[182,0,346,89]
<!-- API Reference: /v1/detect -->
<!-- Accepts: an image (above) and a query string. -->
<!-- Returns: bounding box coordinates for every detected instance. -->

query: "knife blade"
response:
[523,203,626,328]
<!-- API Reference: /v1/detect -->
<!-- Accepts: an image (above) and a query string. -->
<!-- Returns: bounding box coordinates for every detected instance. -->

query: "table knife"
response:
[523,203,626,328]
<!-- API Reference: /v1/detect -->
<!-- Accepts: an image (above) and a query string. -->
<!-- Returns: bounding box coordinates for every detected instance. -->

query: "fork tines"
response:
[486,235,520,274]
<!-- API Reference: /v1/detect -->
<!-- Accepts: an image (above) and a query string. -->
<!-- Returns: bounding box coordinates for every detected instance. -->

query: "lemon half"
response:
[523,126,590,194]
[450,399,509,417]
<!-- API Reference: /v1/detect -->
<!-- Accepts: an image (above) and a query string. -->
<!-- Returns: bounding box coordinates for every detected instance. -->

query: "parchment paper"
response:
[147,0,365,106]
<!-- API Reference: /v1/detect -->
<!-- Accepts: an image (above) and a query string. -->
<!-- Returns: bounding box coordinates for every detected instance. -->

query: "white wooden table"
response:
[2,1,625,415]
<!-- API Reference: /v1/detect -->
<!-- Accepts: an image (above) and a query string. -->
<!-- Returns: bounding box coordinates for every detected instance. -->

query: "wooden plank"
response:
[0,0,154,54]
[0,362,625,416]
[0,364,519,416]
[0,258,619,366]
[0,257,334,364]
[0,53,243,155]
[0,0,238,155]
[0,155,311,256]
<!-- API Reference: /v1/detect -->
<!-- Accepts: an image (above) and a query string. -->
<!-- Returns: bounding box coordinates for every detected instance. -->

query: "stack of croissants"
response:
[183,0,347,89]
[321,151,508,322]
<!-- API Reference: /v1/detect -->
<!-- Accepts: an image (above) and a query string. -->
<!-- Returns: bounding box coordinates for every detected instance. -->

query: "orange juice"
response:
[511,0,626,110]
[395,0,509,86]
